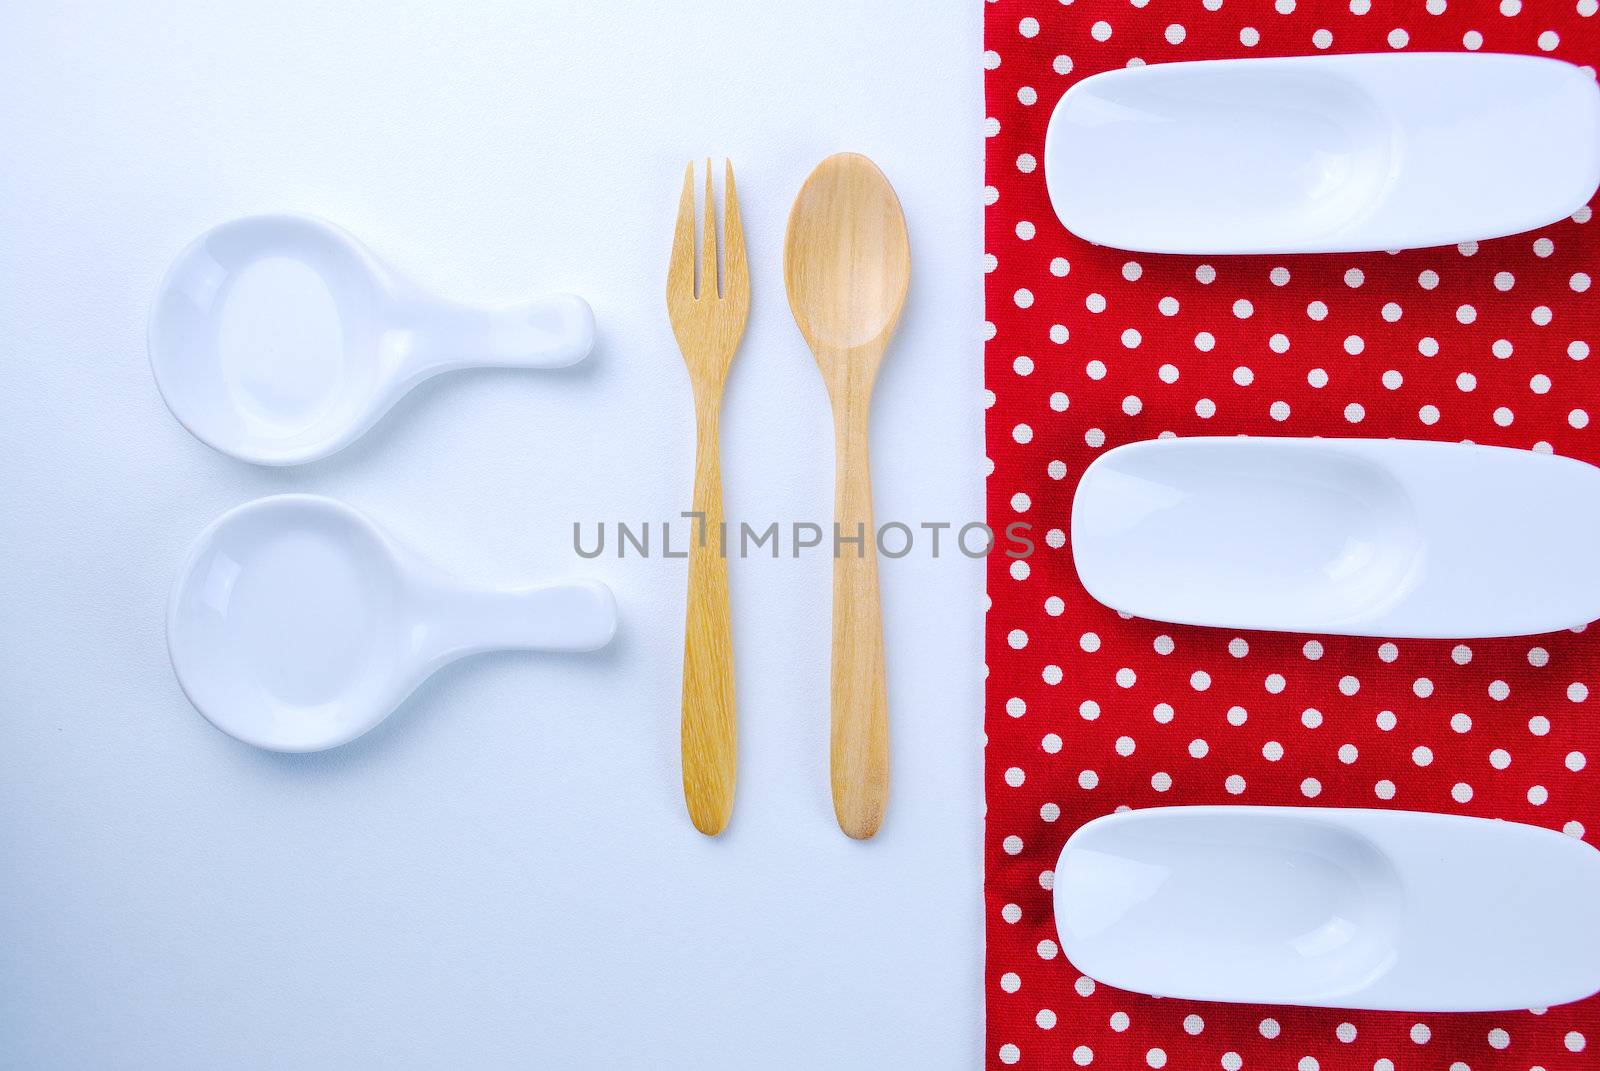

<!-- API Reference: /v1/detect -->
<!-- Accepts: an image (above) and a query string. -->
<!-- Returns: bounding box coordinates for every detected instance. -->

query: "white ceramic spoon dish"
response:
[1044,53,1600,254]
[168,495,617,751]
[1073,436,1600,638]
[149,215,595,464]
[1054,806,1600,1012]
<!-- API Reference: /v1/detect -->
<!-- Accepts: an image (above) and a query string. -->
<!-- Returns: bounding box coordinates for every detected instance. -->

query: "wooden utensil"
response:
[783,153,910,840]
[667,160,748,836]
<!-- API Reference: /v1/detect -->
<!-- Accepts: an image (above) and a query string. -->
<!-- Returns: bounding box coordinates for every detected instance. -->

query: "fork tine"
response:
[701,158,718,299]
[722,160,747,301]
[668,161,696,302]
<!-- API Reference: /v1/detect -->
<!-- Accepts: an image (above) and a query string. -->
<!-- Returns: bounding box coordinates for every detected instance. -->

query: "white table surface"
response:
[0,3,985,1067]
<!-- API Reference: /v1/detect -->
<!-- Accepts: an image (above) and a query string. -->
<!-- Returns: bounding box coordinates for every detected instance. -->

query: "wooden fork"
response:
[667,160,748,836]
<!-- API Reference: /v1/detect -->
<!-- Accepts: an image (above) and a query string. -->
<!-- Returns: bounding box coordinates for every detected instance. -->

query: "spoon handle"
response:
[401,293,595,380]
[681,404,737,836]
[830,403,888,840]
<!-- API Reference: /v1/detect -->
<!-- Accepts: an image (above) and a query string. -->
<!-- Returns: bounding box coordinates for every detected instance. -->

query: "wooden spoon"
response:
[783,153,910,840]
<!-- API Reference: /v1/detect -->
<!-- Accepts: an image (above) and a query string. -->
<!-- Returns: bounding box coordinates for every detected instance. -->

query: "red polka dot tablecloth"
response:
[983,1,1600,1068]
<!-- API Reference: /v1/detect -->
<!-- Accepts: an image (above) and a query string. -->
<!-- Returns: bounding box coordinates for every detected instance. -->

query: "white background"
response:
[0,3,985,1068]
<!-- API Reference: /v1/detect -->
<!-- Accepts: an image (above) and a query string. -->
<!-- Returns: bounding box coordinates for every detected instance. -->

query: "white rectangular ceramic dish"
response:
[1053,806,1600,1012]
[1072,436,1600,638]
[1044,53,1600,254]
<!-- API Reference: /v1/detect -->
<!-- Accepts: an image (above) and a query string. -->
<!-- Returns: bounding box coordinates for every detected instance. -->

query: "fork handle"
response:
[830,400,888,840]
[681,404,737,836]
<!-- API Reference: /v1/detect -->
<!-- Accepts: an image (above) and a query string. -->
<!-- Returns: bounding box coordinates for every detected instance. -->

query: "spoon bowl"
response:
[149,215,595,465]
[168,494,617,751]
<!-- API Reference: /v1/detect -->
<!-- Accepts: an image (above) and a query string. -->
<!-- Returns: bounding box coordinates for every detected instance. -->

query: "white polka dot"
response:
[1013,288,1033,308]
[1452,713,1472,732]
[1376,779,1396,800]
[1419,404,1441,425]
[1054,55,1075,75]
[1489,679,1510,701]
[1225,774,1246,794]
[1050,392,1069,411]
[1234,366,1254,386]
[1571,408,1590,428]
[1147,1049,1167,1069]
[1313,28,1333,47]
[1121,329,1141,349]
[1270,400,1291,421]
[1270,333,1291,353]
[1000,971,1021,992]
[1042,733,1062,753]
[1195,264,1216,284]
[1379,642,1399,662]
[1018,86,1037,106]
[1194,331,1215,351]
[1003,835,1023,855]
[1413,746,1434,767]
[1265,673,1286,693]
[1344,268,1365,288]
[1344,334,1365,355]
[1008,629,1028,649]
[1270,267,1290,286]
[1339,744,1358,764]
[1091,20,1113,41]
[1457,372,1477,392]
[1006,696,1026,718]
[1414,677,1434,698]
[1308,369,1329,388]
[1301,777,1322,798]
[1233,299,1254,318]
[1452,782,1473,803]
[1337,1023,1357,1043]
[1488,1028,1510,1050]
[1464,29,1484,48]
[1002,903,1021,924]
[1419,269,1440,289]
[1388,27,1409,46]
[1260,1018,1281,1039]
[1567,1030,1587,1052]
[1222,1055,1242,1071]
[1004,766,1025,788]
[1456,304,1477,324]
[1530,716,1550,736]
[1191,670,1211,691]
[1196,398,1216,419]
[1378,710,1397,731]
[1049,324,1068,344]
[1411,1023,1431,1044]
[1344,403,1365,423]
[1540,29,1560,49]
[1036,1008,1056,1029]
[1308,300,1329,320]
[1240,26,1260,45]
[1165,23,1186,43]
[999,1043,1021,1065]
[1262,740,1284,762]
[1110,1011,1129,1031]
[1491,748,1512,769]
[1072,1045,1093,1066]
[1532,374,1552,394]
[1079,769,1098,789]
[1534,305,1554,325]
[1567,751,1587,771]
[1158,363,1179,384]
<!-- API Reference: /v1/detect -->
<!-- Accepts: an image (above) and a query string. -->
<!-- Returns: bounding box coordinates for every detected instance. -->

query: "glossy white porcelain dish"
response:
[149,215,595,464]
[1044,53,1600,254]
[167,495,617,751]
[1054,806,1600,1011]
[1072,436,1600,638]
